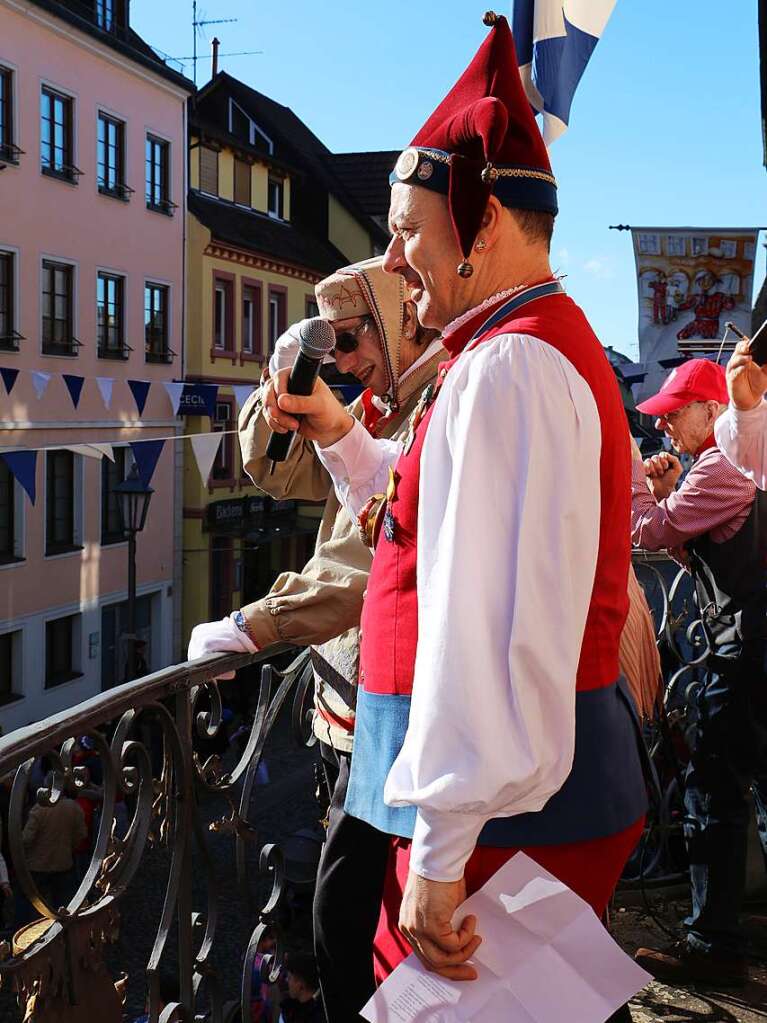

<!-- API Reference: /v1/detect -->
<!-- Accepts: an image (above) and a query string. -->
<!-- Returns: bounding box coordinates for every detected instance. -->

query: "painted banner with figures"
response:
[631,227,759,401]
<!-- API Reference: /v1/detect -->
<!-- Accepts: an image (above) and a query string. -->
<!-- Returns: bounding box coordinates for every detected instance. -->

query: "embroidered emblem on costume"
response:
[402,382,436,455]
[383,467,398,543]
[417,160,433,181]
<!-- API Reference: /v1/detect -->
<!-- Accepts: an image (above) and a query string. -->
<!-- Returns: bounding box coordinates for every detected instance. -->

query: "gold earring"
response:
[475,239,487,252]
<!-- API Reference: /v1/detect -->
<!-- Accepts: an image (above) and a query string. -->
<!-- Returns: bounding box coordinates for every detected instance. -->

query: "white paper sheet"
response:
[361,852,651,1023]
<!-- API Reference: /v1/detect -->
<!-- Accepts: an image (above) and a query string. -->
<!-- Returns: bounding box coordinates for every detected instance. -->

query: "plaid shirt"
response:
[631,438,756,552]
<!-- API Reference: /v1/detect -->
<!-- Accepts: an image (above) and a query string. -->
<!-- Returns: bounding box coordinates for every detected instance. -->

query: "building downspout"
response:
[173,91,189,661]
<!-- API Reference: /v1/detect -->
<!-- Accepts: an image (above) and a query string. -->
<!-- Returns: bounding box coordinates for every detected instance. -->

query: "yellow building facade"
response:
[182,72,386,642]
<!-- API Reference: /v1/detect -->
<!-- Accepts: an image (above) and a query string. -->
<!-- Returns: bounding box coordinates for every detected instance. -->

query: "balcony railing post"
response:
[126,530,137,683]
[175,688,195,1018]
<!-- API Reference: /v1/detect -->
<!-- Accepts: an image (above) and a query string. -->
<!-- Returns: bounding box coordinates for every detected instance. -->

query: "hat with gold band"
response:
[390,12,557,277]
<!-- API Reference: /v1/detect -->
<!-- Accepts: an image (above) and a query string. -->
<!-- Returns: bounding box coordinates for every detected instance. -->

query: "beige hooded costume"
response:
[238,257,444,752]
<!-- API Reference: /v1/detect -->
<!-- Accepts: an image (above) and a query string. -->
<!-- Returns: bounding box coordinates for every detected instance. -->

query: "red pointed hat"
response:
[390,12,557,276]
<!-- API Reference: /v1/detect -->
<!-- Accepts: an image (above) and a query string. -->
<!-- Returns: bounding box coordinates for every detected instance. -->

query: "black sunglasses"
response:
[334,317,374,354]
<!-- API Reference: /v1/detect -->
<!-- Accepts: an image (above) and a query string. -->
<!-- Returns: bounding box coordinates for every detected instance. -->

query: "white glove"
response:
[268,318,336,378]
[187,614,258,680]
[269,320,307,377]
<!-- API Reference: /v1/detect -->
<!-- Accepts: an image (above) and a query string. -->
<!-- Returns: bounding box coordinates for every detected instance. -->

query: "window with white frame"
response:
[227,99,273,155]
[96,0,115,31]
[211,401,234,481]
[101,446,132,545]
[97,111,126,195]
[41,86,76,181]
[0,458,24,564]
[45,450,83,555]
[0,249,18,351]
[42,259,78,356]
[97,271,126,358]
[0,65,17,163]
[45,613,82,688]
[267,176,284,219]
[242,284,260,354]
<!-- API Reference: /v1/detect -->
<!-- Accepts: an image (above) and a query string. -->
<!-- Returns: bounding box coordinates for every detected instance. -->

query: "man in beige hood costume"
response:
[189,256,659,1019]
[189,255,444,1022]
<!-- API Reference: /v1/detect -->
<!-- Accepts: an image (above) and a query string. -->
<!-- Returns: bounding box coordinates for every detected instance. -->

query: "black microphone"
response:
[266,317,336,469]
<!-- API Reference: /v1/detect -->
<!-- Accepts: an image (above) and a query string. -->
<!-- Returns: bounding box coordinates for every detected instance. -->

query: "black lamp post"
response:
[114,464,153,682]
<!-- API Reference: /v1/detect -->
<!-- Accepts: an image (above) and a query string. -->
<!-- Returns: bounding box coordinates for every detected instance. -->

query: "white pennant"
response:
[66,443,115,461]
[96,377,114,410]
[31,371,52,400]
[190,433,222,485]
[163,381,186,416]
[232,384,256,412]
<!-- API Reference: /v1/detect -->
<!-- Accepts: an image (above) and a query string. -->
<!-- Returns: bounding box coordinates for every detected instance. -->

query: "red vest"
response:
[359,290,630,697]
[346,287,646,845]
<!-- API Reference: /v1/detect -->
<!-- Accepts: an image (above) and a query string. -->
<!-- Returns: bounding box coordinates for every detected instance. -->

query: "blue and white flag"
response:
[512,0,617,144]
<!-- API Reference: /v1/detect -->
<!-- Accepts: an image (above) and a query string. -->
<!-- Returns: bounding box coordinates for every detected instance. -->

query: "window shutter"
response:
[199,146,219,195]
[234,159,251,206]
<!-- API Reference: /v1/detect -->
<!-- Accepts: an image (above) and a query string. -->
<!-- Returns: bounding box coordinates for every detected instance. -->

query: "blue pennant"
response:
[128,379,151,417]
[180,383,219,418]
[62,374,85,409]
[130,439,165,488]
[0,367,19,395]
[1,450,38,504]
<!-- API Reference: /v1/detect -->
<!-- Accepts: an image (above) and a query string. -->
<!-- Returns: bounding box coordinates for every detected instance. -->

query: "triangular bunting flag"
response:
[89,443,115,462]
[190,433,223,485]
[1,450,38,504]
[0,367,19,395]
[128,380,151,417]
[31,371,52,400]
[67,444,115,461]
[163,381,185,416]
[62,374,85,410]
[96,377,114,411]
[232,384,256,412]
[180,382,219,418]
[130,439,164,488]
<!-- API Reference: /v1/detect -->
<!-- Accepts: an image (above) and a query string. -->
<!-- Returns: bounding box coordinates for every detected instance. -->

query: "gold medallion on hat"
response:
[395,147,420,181]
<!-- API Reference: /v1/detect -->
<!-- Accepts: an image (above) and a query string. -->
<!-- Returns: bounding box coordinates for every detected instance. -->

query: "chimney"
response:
[211,37,220,78]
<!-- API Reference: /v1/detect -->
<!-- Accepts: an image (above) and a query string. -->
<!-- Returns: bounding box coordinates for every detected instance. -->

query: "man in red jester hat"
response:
[271,13,647,1018]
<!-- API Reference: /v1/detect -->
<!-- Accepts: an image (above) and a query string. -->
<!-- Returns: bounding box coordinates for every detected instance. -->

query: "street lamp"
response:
[114,464,153,682]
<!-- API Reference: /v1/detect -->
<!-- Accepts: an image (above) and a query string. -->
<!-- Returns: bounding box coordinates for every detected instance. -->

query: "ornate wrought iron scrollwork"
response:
[625,552,710,887]
[0,642,310,1022]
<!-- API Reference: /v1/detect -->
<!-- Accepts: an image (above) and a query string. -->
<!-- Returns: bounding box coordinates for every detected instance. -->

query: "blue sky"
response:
[133,1,766,360]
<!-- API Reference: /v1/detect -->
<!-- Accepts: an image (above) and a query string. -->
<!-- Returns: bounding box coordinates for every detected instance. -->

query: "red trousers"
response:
[373,816,645,982]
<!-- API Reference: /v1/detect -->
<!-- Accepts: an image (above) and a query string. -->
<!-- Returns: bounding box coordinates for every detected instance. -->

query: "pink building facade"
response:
[0,0,193,731]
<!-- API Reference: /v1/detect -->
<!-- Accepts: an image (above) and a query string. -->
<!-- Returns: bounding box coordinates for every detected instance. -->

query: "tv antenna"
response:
[190,1,237,85]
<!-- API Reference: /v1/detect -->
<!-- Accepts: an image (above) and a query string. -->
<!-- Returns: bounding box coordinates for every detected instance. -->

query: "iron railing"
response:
[0,643,315,1023]
[0,553,728,1019]
[627,551,709,887]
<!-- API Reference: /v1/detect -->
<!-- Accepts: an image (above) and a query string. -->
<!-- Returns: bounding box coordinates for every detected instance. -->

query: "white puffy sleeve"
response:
[715,401,767,491]
[383,334,603,882]
[315,419,401,518]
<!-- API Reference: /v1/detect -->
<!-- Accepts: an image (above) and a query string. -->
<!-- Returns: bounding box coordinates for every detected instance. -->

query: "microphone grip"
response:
[265,351,323,463]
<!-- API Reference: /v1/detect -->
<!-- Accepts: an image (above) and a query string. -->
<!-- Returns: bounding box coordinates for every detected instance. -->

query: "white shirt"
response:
[317,332,602,882]
[715,400,767,491]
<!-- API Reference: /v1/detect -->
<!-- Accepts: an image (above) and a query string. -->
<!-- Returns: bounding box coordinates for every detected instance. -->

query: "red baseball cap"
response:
[636,359,728,417]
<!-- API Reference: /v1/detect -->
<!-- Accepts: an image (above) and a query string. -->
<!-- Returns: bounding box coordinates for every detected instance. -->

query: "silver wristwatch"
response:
[233,609,254,641]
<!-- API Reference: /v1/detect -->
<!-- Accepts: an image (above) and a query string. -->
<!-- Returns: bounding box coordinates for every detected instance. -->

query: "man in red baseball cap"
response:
[632,358,767,986]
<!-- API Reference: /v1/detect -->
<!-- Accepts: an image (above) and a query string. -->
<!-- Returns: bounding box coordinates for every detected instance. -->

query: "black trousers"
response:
[313,744,391,1023]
